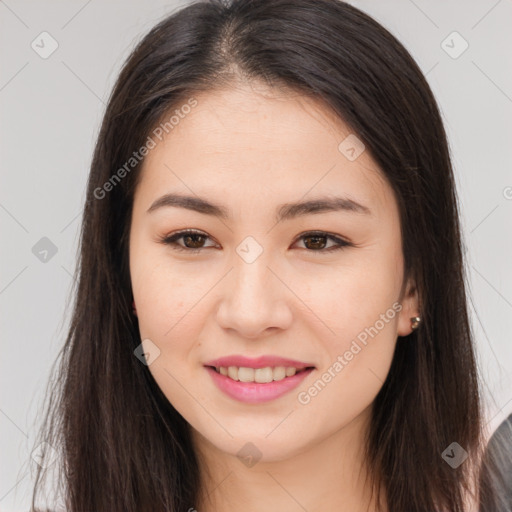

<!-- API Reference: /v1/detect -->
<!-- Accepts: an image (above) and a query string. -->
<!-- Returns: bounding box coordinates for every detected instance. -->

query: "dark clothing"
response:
[479,413,512,511]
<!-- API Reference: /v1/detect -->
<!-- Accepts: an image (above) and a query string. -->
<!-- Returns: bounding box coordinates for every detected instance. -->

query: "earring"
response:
[410,316,421,330]
[132,300,137,317]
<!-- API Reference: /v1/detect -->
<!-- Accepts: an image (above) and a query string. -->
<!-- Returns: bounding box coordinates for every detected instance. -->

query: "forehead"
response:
[154,82,356,158]
[136,83,395,221]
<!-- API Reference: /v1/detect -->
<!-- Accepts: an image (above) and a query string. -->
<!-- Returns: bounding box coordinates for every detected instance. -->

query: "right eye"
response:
[158,229,217,254]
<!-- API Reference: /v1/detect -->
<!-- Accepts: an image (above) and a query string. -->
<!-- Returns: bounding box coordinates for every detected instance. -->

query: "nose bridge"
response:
[231,243,275,308]
[216,238,292,337]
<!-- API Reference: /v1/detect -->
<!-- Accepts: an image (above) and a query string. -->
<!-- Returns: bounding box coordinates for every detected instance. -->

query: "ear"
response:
[396,277,420,337]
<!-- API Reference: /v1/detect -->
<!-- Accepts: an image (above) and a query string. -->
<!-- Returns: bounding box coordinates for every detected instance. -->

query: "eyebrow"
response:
[146,193,372,223]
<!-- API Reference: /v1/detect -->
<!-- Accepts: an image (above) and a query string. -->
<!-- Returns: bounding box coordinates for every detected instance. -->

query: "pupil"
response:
[306,235,326,250]
[185,234,204,248]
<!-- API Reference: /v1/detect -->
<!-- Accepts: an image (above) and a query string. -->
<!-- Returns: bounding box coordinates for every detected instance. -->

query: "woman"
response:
[31,0,505,510]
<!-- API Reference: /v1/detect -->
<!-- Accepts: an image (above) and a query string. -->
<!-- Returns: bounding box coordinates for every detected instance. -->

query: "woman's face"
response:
[129,82,418,463]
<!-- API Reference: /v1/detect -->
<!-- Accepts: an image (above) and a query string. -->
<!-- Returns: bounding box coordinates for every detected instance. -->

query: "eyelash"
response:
[158,229,352,255]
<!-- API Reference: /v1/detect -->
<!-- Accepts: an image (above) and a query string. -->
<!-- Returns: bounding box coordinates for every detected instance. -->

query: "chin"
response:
[196,425,310,464]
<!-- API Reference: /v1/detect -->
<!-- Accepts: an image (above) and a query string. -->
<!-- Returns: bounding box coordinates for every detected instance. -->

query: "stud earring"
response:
[132,300,137,317]
[410,316,421,330]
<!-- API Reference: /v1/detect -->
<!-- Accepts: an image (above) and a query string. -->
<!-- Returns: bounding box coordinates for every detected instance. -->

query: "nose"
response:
[215,254,293,339]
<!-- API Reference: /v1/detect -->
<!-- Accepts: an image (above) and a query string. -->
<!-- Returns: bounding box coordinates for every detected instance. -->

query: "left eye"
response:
[158,229,352,254]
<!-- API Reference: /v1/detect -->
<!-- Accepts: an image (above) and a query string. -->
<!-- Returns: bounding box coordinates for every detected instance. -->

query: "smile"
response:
[211,365,311,383]
[205,365,315,404]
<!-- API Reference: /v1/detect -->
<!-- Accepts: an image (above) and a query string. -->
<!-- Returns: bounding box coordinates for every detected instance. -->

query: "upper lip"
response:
[204,355,316,369]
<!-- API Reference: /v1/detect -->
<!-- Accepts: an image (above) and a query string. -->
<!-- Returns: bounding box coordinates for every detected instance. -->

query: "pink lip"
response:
[205,366,314,404]
[204,355,315,369]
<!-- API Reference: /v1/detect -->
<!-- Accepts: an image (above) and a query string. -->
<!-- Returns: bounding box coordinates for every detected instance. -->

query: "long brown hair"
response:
[31,1,500,510]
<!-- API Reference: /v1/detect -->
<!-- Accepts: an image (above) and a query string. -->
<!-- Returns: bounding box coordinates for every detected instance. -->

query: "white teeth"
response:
[227,366,239,381]
[255,367,273,383]
[285,367,297,377]
[238,367,254,382]
[216,365,307,382]
[273,366,286,381]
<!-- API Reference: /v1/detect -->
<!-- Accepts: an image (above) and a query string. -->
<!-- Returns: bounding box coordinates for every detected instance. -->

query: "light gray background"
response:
[1,0,511,509]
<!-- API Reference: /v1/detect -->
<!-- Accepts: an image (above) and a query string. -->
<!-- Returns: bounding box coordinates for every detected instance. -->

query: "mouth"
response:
[204,364,316,404]
[207,365,315,383]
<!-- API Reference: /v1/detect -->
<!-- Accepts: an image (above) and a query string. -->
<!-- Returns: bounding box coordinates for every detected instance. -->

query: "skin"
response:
[129,79,419,512]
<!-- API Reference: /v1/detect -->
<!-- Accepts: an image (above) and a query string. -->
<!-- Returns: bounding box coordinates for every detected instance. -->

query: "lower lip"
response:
[205,366,314,404]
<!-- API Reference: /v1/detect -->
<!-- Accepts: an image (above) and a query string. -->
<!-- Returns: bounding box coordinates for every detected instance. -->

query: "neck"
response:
[192,406,386,512]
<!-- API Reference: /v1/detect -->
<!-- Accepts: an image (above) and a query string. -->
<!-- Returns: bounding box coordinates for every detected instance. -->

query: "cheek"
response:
[132,246,197,335]
[294,298,400,433]
[308,256,401,338]
[137,278,198,354]
[133,267,207,411]
[300,252,401,400]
